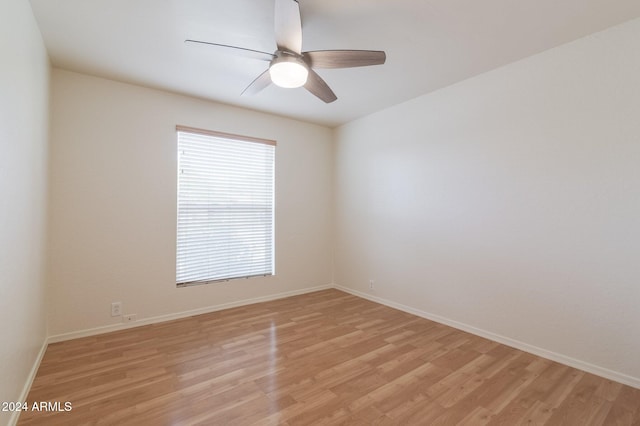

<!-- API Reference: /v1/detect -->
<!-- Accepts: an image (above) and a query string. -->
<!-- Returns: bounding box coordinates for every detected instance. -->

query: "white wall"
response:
[48,69,333,337]
[334,17,640,384]
[0,0,50,423]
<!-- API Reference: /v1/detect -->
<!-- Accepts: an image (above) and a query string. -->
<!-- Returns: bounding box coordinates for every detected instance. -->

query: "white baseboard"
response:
[333,284,640,390]
[9,339,48,426]
[48,284,332,344]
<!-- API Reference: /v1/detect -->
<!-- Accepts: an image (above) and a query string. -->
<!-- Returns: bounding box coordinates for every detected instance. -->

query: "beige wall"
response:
[0,0,50,423]
[334,18,640,385]
[48,69,334,337]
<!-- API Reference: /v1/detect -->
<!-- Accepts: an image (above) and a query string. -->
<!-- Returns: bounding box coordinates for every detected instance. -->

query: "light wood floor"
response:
[19,289,640,425]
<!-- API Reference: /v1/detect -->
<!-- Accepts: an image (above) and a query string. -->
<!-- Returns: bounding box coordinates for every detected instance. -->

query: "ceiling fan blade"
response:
[241,69,272,96]
[185,39,275,61]
[303,50,386,69]
[304,69,337,103]
[274,0,302,53]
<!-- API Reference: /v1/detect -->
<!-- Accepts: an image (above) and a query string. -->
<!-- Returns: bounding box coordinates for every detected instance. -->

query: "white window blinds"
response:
[176,127,275,286]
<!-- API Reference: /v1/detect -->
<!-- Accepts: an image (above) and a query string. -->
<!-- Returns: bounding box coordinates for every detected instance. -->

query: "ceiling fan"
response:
[185,0,386,103]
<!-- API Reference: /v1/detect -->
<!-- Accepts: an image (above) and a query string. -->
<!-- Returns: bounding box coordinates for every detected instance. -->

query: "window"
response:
[176,126,275,286]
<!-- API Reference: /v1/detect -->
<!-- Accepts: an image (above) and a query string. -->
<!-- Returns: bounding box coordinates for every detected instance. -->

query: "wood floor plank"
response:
[17,289,640,425]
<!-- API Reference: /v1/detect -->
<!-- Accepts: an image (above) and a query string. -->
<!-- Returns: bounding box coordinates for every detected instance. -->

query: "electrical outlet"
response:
[111,301,122,317]
[369,279,374,290]
[123,314,137,323]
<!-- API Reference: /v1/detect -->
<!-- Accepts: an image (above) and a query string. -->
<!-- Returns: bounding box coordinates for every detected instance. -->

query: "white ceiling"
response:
[29,0,640,127]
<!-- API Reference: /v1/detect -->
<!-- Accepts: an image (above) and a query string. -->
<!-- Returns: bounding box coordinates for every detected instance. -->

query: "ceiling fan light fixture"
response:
[269,56,308,88]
